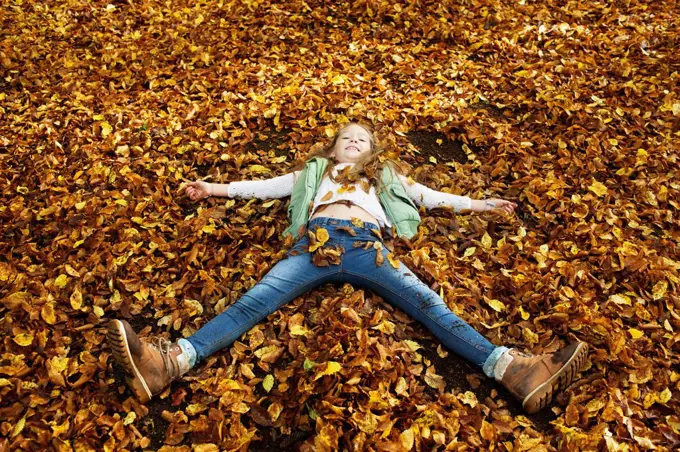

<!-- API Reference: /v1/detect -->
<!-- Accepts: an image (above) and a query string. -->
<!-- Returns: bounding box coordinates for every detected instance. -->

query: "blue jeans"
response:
[186,217,505,375]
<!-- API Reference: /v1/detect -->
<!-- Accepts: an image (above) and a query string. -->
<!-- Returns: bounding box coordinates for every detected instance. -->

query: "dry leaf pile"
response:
[1,0,679,450]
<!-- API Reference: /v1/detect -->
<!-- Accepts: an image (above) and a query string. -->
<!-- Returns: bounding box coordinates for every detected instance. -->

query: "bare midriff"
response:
[309,200,380,226]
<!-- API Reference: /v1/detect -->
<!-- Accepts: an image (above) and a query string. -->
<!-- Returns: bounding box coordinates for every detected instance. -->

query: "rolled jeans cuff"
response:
[178,338,197,369]
[482,346,510,379]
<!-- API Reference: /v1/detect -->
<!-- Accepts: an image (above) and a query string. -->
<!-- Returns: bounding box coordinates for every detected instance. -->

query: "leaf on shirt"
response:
[360,180,371,193]
[321,191,334,202]
[337,185,356,194]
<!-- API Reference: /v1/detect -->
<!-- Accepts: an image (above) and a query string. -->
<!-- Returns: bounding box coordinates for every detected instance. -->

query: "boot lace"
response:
[148,337,179,378]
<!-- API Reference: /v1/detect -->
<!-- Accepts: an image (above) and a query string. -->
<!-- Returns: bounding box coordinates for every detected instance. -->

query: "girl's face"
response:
[330,124,372,163]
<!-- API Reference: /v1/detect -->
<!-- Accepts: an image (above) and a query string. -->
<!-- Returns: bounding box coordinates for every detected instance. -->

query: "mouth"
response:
[346,146,359,152]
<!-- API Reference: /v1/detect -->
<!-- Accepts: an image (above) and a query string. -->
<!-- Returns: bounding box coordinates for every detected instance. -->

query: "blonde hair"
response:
[291,121,405,195]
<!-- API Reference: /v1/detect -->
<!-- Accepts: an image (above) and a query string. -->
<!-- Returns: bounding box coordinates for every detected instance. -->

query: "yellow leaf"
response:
[202,223,216,234]
[463,246,476,257]
[609,294,632,306]
[42,302,57,325]
[93,306,105,317]
[70,287,83,310]
[289,325,310,336]
[247,165,271,173]
[100,121,112,137]
[387,253,400,269]
[350,217,364,228]
[486,299,505,312]
[522,327,538,344]
[588,180,608,197]
[400,427,415,450]
[652,281,668,300]
[47,356,69,387]
[314,361,342,380]
[12,415,26,438]
[13,333,34,346]
[659,388,672,403]
[628,328,644,339]
[337,185,356,194]
[404,340,421,352]
[64,264,80,277]
[123,411,136,426]
[331,74,345,85]
[193,445,219,452]
[263,107,277,119]
[518,305,530,320]
[54,274,69,289]
[458,391,478,407]
[481,232,492,249]
[262,374,274,393]
[316,227,329,245]
[372,320,396,334]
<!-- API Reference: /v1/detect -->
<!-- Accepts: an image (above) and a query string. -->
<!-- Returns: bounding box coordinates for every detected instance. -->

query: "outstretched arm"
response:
[397,174,517,214]
[186,171,302,201]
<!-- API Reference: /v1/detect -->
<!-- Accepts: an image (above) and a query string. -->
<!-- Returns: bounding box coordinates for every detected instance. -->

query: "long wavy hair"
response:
[291,121,406,195]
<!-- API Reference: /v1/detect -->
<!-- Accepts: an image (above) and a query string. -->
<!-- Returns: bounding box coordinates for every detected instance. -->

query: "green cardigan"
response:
[283,157,420,239]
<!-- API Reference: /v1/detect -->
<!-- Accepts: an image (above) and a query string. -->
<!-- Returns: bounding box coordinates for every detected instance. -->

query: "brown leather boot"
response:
[107,319,184,402]
[500,342,588,414]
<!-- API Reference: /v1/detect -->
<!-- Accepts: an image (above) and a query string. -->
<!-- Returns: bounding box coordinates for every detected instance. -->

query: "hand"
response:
[186,181,211,201]
[484,198,517,214]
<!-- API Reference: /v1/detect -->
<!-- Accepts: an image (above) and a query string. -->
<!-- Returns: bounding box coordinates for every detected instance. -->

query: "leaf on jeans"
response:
[387,253,400,269]
[309,227,329,252]
[374,242,384,267]
[351,217,364,227]
[336,225,357,236]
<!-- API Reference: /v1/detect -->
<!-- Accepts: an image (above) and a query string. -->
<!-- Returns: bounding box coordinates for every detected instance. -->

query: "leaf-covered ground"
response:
[1,0,679,450]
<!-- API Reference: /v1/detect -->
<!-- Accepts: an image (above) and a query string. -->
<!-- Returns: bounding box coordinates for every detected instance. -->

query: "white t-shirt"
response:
[226,162,472,227]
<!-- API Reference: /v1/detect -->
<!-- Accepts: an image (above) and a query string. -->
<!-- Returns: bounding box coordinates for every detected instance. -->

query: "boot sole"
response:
[107,320,153,402]
[522,342,588,414]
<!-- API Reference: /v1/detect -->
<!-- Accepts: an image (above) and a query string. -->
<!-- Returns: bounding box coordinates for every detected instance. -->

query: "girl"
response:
[107,122,587,414]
